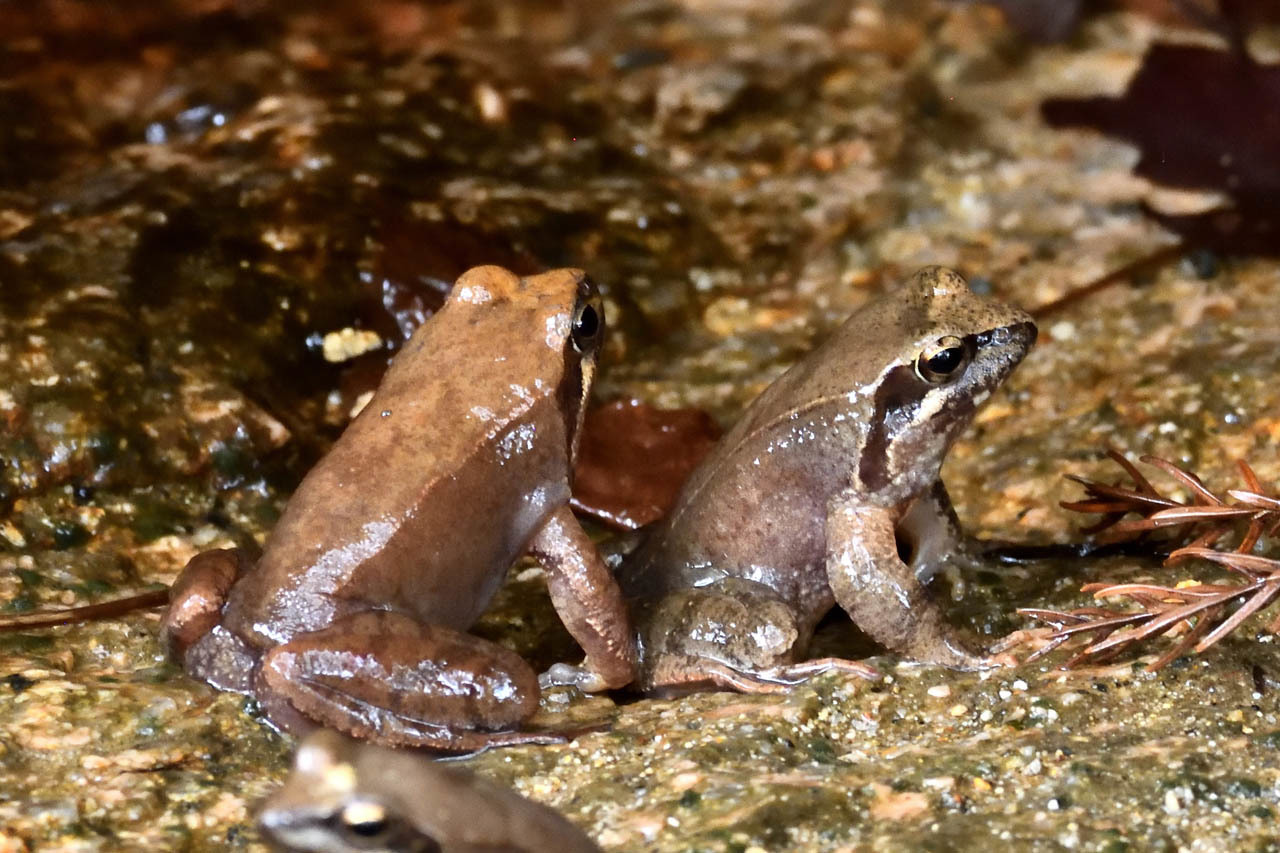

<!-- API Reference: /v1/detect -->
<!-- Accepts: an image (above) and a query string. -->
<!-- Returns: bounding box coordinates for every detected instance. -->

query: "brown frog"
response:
[260,729,602,853]
[163,265,636,750]
[619,266,1036,692]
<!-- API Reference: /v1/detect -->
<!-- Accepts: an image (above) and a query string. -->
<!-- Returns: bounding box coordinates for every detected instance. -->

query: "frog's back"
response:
[619,303,893,608]
[227,268,579,644]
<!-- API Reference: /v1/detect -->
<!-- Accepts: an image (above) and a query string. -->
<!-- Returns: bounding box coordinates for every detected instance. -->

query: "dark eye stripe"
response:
[858,330,988,490]
[858,364,924,492]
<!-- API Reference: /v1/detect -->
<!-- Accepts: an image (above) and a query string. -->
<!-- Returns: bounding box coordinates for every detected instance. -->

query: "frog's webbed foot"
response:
[643,655,879,696]
[256,611,544,752]
[761,657,881,683]
[645,655,794,695]
[829,493,1000,671]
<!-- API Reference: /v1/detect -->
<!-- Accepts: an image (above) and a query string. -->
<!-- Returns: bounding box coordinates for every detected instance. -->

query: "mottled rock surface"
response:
[2,1,1280,850]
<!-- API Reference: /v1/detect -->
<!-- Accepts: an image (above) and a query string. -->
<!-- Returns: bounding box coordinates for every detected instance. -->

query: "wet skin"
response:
[619,266,1037,693]
[163,266,636,751]
[260,729,602,853]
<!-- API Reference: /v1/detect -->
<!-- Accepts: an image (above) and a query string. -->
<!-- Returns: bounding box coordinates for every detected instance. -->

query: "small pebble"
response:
[322,327,383,363]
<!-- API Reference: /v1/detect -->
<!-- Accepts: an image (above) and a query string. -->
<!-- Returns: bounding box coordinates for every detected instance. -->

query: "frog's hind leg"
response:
[638,580,878,696]
[256,611,548,752]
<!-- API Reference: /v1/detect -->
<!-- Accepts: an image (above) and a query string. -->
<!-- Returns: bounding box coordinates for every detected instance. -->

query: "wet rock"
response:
[2,1,1280,851]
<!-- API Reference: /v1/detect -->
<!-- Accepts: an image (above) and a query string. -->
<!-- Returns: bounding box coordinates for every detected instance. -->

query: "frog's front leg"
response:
[528,505,637,691]
[826,490,1002,670]
[256,610,559,752]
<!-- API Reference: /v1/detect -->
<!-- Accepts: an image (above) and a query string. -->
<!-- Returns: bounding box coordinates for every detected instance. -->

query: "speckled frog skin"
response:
[620,267,1036,692]
[260,730,602,853]
[162,266,636,751]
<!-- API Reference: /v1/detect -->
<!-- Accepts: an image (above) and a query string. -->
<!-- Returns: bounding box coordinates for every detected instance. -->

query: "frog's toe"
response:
[988,626,1056,655]
[538,662,608,693]
[162,548,253,659]
[761,656,882,683]
[642,655,798,696]
[930,647,1014,671]
[982,650,1020,668]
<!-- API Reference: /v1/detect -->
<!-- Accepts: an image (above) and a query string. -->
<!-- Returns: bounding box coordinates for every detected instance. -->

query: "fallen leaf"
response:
[1043,39,1280,255]
[571,399,721,530]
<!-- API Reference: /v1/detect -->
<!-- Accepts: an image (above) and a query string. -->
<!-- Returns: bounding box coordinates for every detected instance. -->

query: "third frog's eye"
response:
[915,335,969,384]
[571,299,603,353]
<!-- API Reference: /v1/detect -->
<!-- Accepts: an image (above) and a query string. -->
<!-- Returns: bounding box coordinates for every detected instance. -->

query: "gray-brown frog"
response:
[619,266,1036,692]
[260,729,602,853]
[163,265,636,751]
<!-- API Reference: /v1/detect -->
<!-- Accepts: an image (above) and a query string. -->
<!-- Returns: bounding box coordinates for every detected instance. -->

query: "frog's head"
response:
[856,266,1036,499]
[258,730,435,853]
[528,267,605,468]
[446,265,606,469]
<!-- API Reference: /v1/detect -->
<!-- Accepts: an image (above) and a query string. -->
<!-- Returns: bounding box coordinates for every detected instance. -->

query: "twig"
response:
[1060,449,1280,548]
[1020,450,1280,670]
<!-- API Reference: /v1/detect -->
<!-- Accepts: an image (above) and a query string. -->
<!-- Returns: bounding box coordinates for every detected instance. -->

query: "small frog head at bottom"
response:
[259,730,601,853]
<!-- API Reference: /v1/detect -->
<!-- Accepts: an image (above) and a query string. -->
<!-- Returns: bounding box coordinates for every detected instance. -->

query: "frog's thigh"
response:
[826,492,988,670]
[257,611,546,751]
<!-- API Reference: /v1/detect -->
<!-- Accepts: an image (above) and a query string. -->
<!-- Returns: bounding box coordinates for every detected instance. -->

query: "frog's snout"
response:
[976,320,1037,352]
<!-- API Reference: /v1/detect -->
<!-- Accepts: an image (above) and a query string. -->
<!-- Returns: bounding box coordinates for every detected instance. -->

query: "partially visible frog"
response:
[260,729,602,853]
[164,265,636,750]
[619,266,1036,692]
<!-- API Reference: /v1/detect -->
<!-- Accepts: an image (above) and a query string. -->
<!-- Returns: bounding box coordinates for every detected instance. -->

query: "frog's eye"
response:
[571,297,604,354]
[338,799,392,842]
[915,336,970,384]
